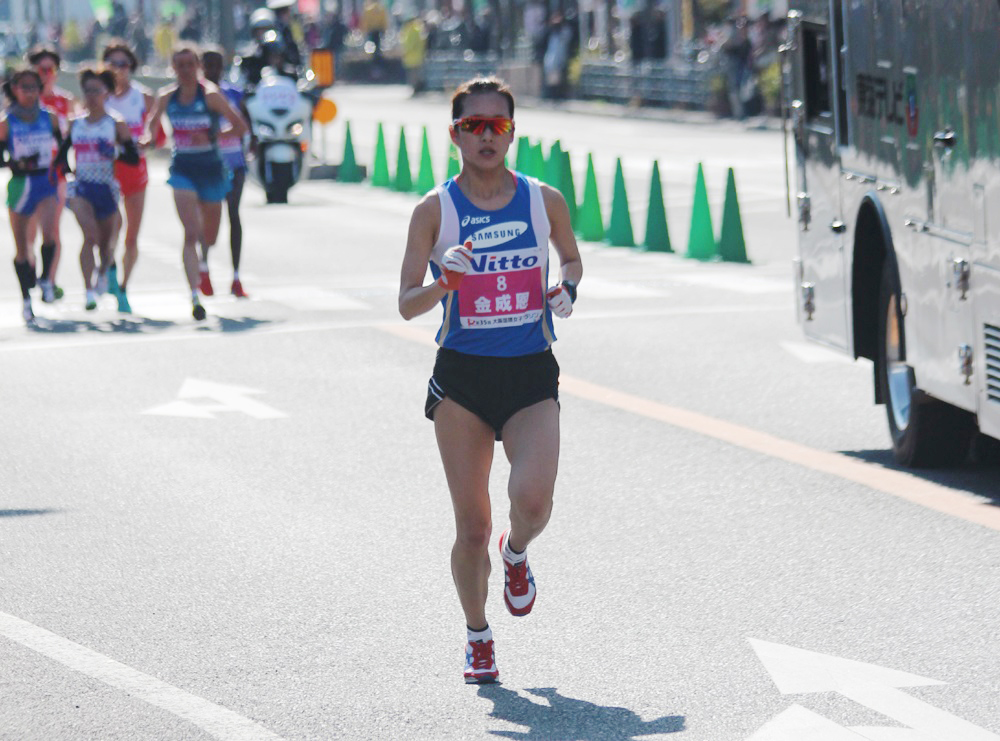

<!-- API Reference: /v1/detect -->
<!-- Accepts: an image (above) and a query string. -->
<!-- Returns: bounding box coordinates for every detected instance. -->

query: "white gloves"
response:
[437,242,474,291]
[546,283,574,318]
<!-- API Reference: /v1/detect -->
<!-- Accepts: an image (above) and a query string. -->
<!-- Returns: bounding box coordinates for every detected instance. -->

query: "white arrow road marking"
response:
[748,639,1000,741]
[0,611,282,740]
[143,379,287,419]
[747,704,871,740]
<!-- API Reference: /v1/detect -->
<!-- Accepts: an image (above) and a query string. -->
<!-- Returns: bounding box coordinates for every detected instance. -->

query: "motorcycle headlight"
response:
[287,121,304,137]
[256,122,276,137]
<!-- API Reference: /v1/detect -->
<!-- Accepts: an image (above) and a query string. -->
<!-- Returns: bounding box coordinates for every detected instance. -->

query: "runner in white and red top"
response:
[103,39,155,314]
[398,77,583,685]
[27,44,76,301]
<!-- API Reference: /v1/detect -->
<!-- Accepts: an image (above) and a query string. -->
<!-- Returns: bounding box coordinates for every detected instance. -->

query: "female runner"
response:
[103,39,155,313]
[27,44,76,303]
[0,68,62,323]
[54,68,140,311]
[141,44,247,321]
[398,77,582,684]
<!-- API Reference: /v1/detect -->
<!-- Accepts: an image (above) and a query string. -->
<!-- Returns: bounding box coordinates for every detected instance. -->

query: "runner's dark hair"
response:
[102,39,139,72]
[451,77,514,122]
[78,66,116,93]
[2,68,43,102]
[26,44,60,68]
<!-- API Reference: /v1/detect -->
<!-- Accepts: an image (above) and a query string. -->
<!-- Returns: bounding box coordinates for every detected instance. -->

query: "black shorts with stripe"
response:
[425,347,560,441]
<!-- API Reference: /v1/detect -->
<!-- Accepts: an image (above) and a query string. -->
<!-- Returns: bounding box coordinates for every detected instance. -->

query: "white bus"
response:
[786,0,1000,466]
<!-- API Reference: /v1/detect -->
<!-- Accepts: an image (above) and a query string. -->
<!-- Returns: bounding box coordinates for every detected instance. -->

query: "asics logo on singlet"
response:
[461,215,491,227]
[468,221,528,249]
[468,246,540,272]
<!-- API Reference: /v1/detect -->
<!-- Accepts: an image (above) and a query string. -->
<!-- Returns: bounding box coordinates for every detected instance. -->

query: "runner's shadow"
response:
[0,509,59,518]
[842,448,1000,506]
[204,316,274,333]
[28,317,175,334]
[478,685,685,740]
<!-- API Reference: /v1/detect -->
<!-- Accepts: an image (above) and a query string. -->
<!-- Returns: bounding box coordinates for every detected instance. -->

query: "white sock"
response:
[199,260,208,272]
[233,269,240,281]
[467,625,492,643]
[503,534,526,564]
[192,290,200,303]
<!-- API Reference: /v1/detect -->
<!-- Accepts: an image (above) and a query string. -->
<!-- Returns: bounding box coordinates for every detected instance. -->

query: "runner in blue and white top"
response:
[54,67,140,311]
[398,76,582,686]
[0,67,63,322]
[142,44,247,321]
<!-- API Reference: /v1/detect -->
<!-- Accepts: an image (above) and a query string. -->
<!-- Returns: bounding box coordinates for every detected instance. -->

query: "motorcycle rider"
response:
[267,0,303,69]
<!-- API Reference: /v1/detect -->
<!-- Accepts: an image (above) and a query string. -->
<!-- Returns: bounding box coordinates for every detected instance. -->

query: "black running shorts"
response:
[425,347,560,440]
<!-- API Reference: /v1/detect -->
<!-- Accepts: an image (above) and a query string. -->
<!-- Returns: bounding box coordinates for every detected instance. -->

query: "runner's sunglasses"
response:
[452,116,514,136]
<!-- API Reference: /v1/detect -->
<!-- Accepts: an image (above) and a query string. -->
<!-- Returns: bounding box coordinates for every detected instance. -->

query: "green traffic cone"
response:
[577,154,604,242]
[643,161,672,252]
[687,163,716,260]
[531,142,546,180]
[718,168,750,263]
[394,127,413,192]
[545,140,563,187]
[337,121,362,183]
[514,136,529,174]
[415,126,435,194]
[446,140,460,179]
[606,158,635,247]
[372,123,390,188]
[559,150,577,229]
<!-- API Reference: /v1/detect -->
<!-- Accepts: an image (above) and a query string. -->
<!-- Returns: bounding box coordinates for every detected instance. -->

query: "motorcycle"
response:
[243,68,314,203]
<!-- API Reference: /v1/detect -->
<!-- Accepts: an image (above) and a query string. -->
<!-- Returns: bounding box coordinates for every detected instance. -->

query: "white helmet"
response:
[266,0,296,9]
[249,8,277,31]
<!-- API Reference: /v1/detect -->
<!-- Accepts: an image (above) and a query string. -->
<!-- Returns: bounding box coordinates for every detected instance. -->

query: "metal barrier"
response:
[423,52,715,110]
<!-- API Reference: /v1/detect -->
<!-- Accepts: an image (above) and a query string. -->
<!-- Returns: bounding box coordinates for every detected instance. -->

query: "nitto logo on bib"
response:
[457,245,545,329]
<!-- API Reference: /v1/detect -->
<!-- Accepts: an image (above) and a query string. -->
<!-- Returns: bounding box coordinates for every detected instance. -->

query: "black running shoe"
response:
[193,303,207,321]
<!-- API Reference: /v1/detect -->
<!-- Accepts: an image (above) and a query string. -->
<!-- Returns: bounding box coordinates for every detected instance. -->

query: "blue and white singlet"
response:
[166,84,224,179]
[430,173,555,357]
[7,108,56,172]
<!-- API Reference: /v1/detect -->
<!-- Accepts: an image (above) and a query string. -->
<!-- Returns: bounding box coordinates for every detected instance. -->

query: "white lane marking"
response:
[143,378,287,419]
[749,639,1000,741]
[780,340,856,364]
[747,704,869,740]
[0,611,283,740]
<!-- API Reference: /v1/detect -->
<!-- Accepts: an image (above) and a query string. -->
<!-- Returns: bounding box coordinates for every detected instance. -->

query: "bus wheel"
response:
[877,261,973,467]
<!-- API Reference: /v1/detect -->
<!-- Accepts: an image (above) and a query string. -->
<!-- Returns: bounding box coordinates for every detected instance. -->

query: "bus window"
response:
[802,24,832,121]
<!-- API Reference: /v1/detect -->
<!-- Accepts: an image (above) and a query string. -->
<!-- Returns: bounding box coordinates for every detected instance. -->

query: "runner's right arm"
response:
[399,193,449,320]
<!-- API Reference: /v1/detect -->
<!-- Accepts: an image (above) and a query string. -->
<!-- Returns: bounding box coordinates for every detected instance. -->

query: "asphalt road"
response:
[1,86,999,741]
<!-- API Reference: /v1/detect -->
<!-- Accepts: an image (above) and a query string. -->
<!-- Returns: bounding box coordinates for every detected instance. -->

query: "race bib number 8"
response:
[458,269,544,329]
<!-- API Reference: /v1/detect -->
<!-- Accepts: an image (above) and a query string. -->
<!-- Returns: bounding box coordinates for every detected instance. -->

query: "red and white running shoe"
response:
[230,279,248,298]
[464,639,499,684]
[199,269,214,296]
[499,530,536,616]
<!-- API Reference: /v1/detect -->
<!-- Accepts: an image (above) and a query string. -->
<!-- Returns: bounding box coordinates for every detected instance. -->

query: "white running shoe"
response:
[96,271,109,296]
[38,279,55,303]
[85,290,98,311]
[22,299,34,323]
[499,530,536,616]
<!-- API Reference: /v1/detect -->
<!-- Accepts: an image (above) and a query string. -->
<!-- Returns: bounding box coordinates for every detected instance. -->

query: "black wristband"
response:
[561,280,577,303]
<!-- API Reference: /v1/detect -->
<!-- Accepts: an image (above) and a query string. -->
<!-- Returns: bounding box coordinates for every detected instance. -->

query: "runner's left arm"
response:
[114,119,140,164]
[541,184,583,287]
[206,88,248,139]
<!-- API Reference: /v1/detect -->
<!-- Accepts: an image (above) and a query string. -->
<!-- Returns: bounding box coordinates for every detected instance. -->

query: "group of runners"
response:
[1,41,249,324]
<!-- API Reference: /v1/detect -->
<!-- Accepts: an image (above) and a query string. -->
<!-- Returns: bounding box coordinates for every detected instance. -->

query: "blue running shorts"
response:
[167,167,232,203]
[7,172,58,215]
[68,179,120,220]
